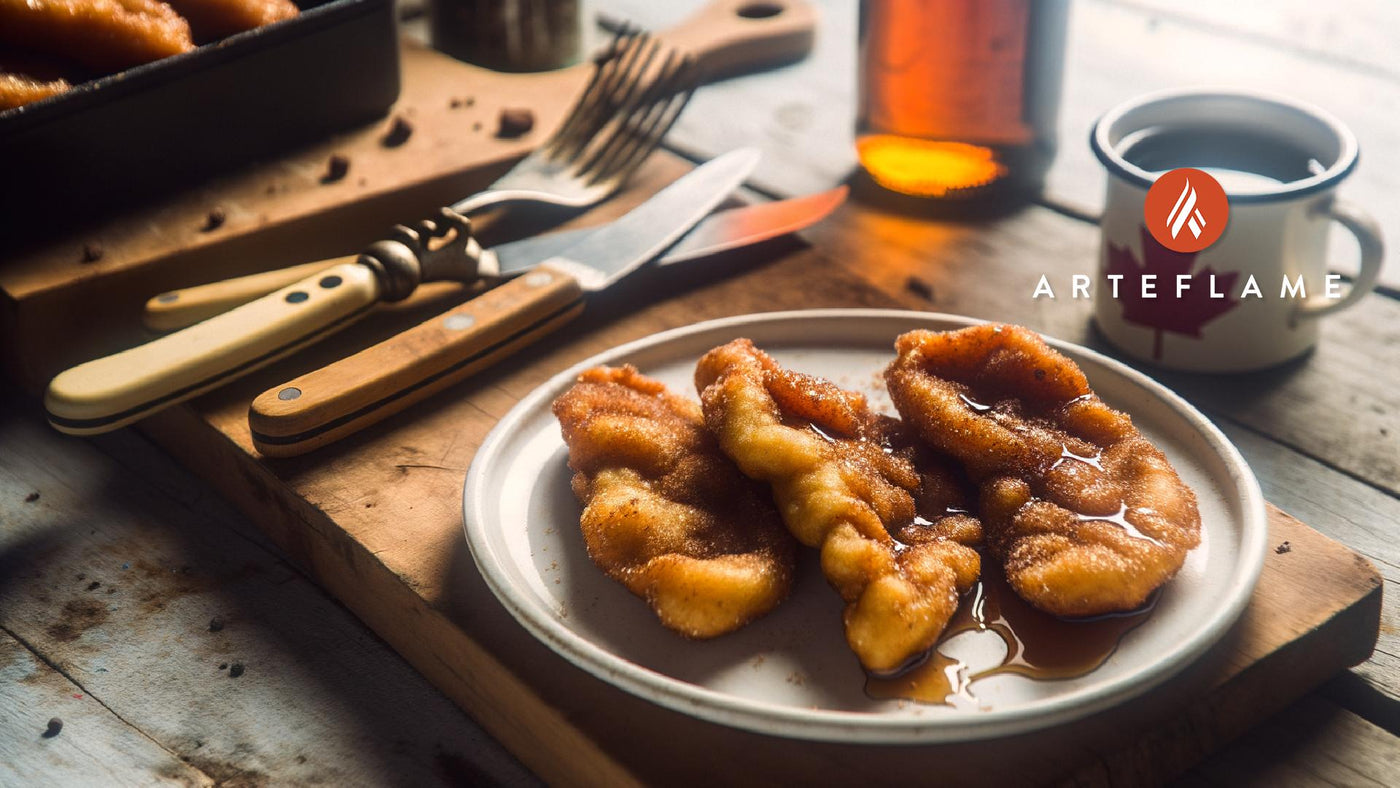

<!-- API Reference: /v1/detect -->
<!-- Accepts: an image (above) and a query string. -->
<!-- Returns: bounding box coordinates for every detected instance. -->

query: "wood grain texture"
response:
[0,633,211,787]
[95,149,1379,784]
[623,0,1400,290]
[3,1,1397,780]
[798,198,1400,501]
[604,0,1400,501]
[0,0,817,393]
[248,266,585,456]
[1046,0,1400,290]
[1112,0,1400,81]
[1180,695,1400,787]
[1218,423,1400,705]
[0,398,536,787]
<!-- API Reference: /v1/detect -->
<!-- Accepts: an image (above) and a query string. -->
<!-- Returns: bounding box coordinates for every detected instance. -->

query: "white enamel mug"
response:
[1090,89,1383,372]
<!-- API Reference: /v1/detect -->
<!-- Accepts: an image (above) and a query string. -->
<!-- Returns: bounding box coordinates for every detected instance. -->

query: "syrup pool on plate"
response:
[865,558,1159,707]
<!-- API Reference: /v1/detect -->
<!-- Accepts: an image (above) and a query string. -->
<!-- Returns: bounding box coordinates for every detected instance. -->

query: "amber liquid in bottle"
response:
[857,0,1068,200]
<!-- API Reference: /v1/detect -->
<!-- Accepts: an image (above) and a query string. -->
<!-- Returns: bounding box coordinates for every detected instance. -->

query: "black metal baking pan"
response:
[0,0,399,236]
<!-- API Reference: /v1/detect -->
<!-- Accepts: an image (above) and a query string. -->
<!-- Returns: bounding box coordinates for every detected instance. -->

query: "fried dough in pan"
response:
[553,365,795,639]
[165,0,298,42]
[885,324,1202,618]
[696,339,980,673]
[0,0,194,72]
[0,73,71,110]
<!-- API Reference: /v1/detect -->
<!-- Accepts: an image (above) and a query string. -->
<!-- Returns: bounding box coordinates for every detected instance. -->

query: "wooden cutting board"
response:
[128,153,1382,786]
[0,0,817,394]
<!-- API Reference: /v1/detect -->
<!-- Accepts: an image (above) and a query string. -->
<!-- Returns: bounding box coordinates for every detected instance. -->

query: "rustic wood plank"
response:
[602,0,856,198]
[1217,423,1400,706]
[794,197,1400,502]
[1106,0,1400,81]
[0,397,536,787]
[1180,695,1400,787]
[0,631,212,787]
[142,375,1386,787]
[609,0,1400,291]
[0,2,818,393]
[1046,0,1400,290]
[102,149,1379,785]
[598,1,1400,499]
[0,43,558,393]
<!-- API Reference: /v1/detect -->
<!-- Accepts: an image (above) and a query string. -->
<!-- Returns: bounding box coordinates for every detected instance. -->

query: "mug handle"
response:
[1295,198,1384,320]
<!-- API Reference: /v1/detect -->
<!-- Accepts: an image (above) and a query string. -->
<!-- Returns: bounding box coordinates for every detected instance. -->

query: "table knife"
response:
[143,188,847,331]
[45,148,760,436]
[245,186,846,456]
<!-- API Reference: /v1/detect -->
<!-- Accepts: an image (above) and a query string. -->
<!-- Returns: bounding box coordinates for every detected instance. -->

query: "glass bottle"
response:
[857,0,1069,201]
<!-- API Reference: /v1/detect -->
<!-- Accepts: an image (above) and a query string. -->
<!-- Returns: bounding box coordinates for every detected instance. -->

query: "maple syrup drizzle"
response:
[865,558,1158,706]
[1050,445,1104,471]
[1076,502,1165,548]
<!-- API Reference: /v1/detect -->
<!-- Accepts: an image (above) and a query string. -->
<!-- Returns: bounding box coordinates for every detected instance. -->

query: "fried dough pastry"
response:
[165,0,299,42]
[696,340,981,673]
[0,73,71,110]
[885,325,1202,618]
[0,0,194,72]
[553,365,795,639]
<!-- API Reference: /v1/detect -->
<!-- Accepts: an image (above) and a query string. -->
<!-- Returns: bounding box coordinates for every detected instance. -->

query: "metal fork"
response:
[141,29,699,331]
[452,26,700,216]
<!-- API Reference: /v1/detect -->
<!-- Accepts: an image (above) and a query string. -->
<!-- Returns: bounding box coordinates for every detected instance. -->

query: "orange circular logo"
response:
[1143,168,1229,253]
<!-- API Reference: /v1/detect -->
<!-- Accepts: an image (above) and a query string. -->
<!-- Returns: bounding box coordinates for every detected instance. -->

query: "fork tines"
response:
[546,26,698,185]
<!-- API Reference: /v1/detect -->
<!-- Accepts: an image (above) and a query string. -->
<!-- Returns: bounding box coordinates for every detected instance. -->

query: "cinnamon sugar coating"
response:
[696,339,980,673]
[553,365,794,638]
[885,325,1201,617]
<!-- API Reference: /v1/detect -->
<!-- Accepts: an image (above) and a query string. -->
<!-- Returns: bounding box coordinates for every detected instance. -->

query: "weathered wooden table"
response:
[3,1,1398,784]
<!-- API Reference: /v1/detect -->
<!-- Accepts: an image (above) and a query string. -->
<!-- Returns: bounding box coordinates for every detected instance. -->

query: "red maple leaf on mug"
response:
[1105,227,1240,360]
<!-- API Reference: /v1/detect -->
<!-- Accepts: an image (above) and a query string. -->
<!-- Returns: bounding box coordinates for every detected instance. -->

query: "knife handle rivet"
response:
[523,272,552,288]
[157,292,179,303]
[443,314,476,331]
[285,291,309,304]
[319,275,343,289]
[278,387,302,401]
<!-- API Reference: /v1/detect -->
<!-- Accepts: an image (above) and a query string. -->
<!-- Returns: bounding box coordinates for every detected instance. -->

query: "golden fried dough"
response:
[0,0,194,72]
[885,325,1202,617]
[696,340,981,673]
[165,0,298,42]
[0,73,71,110]
[553,365,795,639]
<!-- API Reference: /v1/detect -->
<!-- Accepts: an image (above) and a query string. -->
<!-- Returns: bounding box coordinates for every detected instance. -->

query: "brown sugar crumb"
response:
[904,275,936,302]
[1275,541,1292,554]
[24,491,40,503]
[496,108,535,138]
[201,207,226,232]
[42,718,62,738]
[80,244,103,264]
[322,154,351,184]
[381,115,413,147]
[228,663,245,678]
[208,617,224,632]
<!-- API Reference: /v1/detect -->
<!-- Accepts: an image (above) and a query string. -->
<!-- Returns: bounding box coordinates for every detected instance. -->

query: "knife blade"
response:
[45,148,761,436]
[142,187,847,331]
[246,180,841,458]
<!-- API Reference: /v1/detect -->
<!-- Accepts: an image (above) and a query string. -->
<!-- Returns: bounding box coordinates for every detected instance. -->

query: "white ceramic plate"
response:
[462,311,1267,743]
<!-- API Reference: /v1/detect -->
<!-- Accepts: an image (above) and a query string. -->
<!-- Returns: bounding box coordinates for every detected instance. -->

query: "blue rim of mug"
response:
[1090,87,1359,204]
